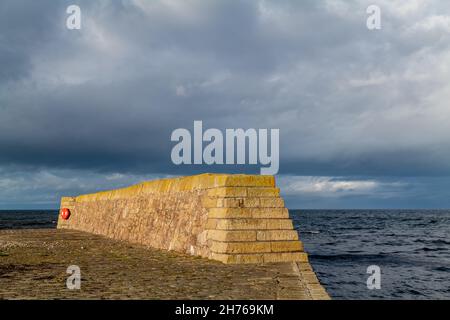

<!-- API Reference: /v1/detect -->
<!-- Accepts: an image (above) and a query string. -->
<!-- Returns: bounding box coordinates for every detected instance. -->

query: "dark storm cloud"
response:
[1,0,450,208]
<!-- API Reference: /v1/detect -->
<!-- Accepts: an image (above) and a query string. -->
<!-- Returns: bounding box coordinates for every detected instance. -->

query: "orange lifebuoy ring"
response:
[60,208,71,220]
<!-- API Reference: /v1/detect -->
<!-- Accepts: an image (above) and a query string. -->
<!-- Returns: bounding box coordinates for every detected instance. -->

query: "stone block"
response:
[302,273,319,283]
[210,252,264,264]
[211,241,271,254]
[206,230,257,242]
[208,208,289,219]
[259,197,285,208]
[270,241,303,252]
[252,208,289,218]
[207,187,247,197]
[263,252,308,263]
[223,175,275,187]
[209,218,293,230]
[296,262,313,271]
[247,187,280,197]
[213,218,267,230]
[201,196,220,208]
[208,208,251,218]
[221,198,240,208]
[256,230,299,241]
[265,219,294,230]
[243,198,261,207]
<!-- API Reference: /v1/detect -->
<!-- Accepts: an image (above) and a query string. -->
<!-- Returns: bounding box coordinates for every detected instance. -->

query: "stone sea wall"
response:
[57,174,308,264]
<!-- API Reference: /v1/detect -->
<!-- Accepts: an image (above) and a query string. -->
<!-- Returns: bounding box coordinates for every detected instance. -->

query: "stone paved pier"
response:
[0,229,330,300]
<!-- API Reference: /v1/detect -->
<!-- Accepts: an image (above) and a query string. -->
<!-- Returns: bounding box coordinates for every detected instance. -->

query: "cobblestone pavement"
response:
[0,229,329,300]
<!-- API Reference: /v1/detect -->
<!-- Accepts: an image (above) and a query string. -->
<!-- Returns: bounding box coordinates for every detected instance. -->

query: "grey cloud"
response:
[0,165,167,209]
[1,0,450,208]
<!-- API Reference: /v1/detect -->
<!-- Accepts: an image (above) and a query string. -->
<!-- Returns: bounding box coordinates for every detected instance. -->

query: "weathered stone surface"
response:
[206,230,257,242]
[222,175,275,187]
[211,241,272,254]
[207,218,294,230]
[0,229,330,300]
[207,187,248,197]
[208,208,289,219]
[263,252,309,263]
[247,187,280,197]
[270,241,304,252]
[260,197,285,208]
[257,230,299,241]
[210,252,264,264]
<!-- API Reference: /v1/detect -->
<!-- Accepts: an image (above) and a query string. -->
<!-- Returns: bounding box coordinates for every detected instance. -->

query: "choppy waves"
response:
[0,210,58,230]
[292,209,450,300]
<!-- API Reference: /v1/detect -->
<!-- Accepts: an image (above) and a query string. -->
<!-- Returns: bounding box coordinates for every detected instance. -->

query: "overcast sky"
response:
[1,0,450,209]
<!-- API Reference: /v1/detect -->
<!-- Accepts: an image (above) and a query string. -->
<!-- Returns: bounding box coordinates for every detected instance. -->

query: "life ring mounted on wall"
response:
[60,208,71,220]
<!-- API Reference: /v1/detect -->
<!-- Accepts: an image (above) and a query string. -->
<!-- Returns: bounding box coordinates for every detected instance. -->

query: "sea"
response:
[1,209,449,300]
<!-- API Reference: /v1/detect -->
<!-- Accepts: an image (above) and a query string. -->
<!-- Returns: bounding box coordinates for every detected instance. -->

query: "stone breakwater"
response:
[58,174,308,265]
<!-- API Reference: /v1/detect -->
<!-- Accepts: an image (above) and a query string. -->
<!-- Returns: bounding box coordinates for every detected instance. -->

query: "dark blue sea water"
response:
[292,210,450,300]
[0,210,58,229]
[0,209,449,299]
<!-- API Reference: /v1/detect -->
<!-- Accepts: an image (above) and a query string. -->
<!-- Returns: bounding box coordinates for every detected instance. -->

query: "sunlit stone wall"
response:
[58,173,307,264]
